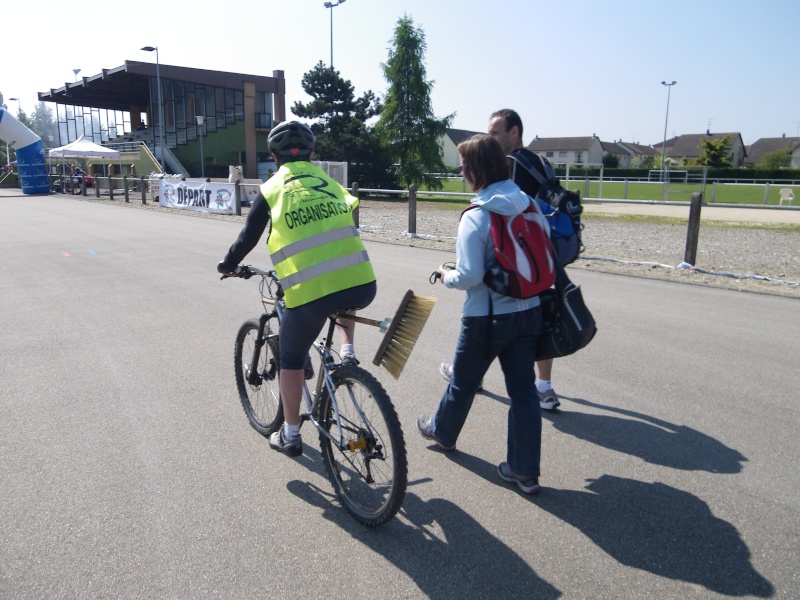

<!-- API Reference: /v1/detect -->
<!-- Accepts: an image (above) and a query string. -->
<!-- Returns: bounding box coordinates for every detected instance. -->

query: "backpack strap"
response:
[508,150,557,190]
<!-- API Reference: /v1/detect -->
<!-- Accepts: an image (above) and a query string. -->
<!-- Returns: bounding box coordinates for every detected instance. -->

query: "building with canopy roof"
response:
[38,61,286,180]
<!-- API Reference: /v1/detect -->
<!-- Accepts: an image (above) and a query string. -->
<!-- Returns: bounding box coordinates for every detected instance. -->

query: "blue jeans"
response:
[432,306,543,479]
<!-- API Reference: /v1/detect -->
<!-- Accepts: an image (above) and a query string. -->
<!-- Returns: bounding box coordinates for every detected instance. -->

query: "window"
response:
[545,151,554,158]
[575,151,583,164]
[559,151,567,158]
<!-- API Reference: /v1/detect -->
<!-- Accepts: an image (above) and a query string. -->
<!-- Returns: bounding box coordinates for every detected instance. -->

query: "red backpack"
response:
[463,201,556,298]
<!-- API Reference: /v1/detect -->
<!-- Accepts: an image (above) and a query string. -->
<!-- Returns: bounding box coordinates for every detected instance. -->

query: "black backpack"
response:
[508,151,584,264]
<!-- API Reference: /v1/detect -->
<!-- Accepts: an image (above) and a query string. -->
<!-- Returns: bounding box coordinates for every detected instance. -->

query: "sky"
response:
[3,0,799,146]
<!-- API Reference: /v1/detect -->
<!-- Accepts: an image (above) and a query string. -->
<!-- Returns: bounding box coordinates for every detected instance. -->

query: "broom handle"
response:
[260,297,387,329]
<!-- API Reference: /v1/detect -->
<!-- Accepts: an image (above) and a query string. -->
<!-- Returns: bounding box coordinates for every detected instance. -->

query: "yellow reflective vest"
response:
[261,161,375,308]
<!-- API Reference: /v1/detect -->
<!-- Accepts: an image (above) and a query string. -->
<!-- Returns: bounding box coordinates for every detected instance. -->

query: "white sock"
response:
[340,343,354,358]
[536,379,552,394]
[284,422,300,440]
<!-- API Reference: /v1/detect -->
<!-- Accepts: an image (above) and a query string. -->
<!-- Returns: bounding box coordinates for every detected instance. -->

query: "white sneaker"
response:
[439,363,483,390]
[538,388,561,411]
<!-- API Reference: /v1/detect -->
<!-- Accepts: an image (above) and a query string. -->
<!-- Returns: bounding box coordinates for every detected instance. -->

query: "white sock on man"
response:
[284,422,300,440]
[536,379,552,394]
[340,343,355,358]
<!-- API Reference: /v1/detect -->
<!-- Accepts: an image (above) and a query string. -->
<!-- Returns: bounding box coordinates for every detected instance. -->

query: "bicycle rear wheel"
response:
[318,365,407,526]
[234,318,283,436]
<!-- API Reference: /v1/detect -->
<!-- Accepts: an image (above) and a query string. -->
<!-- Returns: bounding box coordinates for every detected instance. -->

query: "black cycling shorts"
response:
[279,281,377,370]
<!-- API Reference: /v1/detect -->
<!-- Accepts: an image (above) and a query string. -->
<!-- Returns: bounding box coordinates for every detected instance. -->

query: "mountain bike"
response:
[227,266,407,526]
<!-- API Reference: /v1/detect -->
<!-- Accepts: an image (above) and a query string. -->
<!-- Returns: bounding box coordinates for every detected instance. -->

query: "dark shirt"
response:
[220,191,271,269]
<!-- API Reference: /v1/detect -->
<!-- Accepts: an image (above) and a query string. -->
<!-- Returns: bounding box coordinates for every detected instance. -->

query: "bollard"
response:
[623,179,628,199]
[684,192,702,266]
[763,182,770,205]
[109,177,114,200]
[81,178,86,196]
[123,176,130,203]
[408,184,417,235]
[234,180,242,216]
[140,176,147,205]
[95,177,100,197]
[351,182,360,228]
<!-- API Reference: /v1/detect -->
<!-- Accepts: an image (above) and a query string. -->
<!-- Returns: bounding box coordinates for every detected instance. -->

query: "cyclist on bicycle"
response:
[218,121,377,457]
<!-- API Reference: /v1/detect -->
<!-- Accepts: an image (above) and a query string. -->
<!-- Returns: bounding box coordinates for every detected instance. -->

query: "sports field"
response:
[436,178,799,206]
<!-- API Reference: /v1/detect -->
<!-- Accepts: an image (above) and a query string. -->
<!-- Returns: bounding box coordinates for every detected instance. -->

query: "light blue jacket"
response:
[443,179,544,317]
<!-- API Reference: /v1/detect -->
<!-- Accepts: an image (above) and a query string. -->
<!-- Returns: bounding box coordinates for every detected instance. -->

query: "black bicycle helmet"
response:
[267,121,315,161]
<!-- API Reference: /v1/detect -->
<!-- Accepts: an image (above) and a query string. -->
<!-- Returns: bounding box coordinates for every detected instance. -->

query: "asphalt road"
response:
[1,191,798,599]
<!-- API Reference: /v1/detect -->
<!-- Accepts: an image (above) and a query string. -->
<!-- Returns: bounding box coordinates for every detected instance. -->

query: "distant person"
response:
[439,108,562,411]
[418,134,545,495]
[136,121,147,131]
[71,164,86,193]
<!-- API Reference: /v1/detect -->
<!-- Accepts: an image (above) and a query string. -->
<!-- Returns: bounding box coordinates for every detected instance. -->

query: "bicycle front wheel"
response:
[234,318,283,436]
[318,365,407,526]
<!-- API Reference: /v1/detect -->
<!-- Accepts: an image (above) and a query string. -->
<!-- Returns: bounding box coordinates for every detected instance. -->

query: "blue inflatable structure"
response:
[0,107,49,194]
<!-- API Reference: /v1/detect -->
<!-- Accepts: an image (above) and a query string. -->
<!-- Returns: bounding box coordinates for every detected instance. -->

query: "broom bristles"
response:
[373,290,436,379]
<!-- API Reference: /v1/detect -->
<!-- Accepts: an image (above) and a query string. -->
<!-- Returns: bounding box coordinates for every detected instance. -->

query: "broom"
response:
[337,290,436,379]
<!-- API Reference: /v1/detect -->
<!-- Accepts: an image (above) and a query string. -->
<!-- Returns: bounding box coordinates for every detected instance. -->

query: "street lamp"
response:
[323,0,346,68]
[659,80,677,182]
[8,97,21,118]
[196,115,205,178]
[73,69,81,82]
[141,46,164,169]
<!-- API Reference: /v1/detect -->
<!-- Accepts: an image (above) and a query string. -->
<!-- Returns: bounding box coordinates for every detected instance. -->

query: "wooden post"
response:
[140,176,147,205]
[109,176,114,200]
[95,177,100,197]
[351,182,359,228]
[684,192,703,266]
[123,176,130,203]
[408,184,417,235]
[81,177,86,196]
[235,180,242,216]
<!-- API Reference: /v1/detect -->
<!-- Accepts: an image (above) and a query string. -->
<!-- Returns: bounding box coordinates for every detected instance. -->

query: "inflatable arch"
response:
[0,107,49,194]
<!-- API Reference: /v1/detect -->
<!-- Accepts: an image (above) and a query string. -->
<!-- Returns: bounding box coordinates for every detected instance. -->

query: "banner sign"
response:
[159,180,237,214]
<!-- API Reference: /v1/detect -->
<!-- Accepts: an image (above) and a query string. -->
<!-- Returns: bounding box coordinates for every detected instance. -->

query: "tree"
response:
[292,62,396,188]
[376,16,454,190]
[634,154,657,169]
[602,152,619,168]
[695,135,732,168]
[29,102,59,149]
[756,147,792,170]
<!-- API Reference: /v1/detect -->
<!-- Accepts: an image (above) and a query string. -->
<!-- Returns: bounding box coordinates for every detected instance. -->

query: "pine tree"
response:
[376,16,453,190]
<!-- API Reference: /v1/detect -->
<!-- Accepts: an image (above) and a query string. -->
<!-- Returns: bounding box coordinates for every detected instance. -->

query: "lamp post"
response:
[323,0,346,68]
[8,97,21,119]
[141,46,164,169]
[73,69,81,82]
[196,115,205,178]
[659,81,676,182]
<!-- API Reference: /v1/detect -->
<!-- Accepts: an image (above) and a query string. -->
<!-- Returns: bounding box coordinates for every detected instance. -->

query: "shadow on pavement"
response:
[544,396,748,473]
[286,482,561,599]
[444,452,773,597]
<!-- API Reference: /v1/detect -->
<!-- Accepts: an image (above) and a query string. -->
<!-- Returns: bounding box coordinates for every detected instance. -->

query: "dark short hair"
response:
[490,108,524,140]
[457,134,510,191]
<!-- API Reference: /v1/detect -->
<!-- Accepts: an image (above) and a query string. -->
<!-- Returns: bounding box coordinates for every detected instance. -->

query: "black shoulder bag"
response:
[537,260,597,360]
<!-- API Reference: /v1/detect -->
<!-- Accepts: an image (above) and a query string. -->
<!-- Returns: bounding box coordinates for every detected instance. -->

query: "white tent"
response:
[48,135,120,158]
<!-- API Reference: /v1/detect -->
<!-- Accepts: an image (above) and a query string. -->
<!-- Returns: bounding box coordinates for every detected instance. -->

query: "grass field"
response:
[431,178,799,206]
